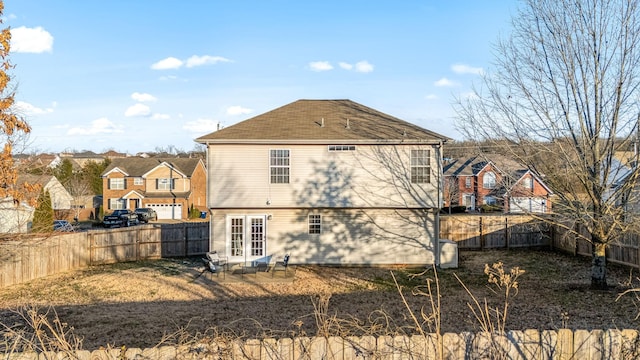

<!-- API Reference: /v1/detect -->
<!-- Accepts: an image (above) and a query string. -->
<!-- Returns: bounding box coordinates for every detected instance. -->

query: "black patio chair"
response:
[271,254,290,278]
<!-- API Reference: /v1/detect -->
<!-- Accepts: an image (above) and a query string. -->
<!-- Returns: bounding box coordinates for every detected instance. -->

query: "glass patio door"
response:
[227,215,266,264]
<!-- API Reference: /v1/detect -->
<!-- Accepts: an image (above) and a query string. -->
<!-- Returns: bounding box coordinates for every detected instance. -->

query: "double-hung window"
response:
[309,214,322,234]
[109,178,125,190]
[270,149,290,184]
[157,178,175,190]
[410,149,431,184]
[483,172,496,189]
[109,198,125,210]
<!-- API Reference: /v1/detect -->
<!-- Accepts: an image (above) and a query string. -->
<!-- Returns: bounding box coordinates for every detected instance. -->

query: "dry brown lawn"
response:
[1,249,640,350]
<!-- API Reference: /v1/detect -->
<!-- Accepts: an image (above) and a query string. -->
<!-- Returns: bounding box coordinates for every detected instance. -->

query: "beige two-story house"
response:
[101,158,206,219]
[196,99,449,266]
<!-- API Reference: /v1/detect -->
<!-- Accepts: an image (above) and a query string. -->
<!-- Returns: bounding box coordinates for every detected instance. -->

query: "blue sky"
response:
[6,1,516,154]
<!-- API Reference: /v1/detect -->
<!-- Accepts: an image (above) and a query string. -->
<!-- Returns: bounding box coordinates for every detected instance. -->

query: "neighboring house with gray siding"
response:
[196,99,449,266]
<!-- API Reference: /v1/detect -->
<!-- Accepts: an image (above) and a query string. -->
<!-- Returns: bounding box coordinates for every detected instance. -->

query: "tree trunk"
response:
[591,243,607,290]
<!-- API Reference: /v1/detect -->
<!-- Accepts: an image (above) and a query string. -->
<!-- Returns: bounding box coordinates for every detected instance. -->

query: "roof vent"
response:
[321,118,325,127]
[346,118,350,129]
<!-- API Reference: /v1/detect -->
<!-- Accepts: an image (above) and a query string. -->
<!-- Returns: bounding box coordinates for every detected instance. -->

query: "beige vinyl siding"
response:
[207,144,440,209]
[209,208,436,266]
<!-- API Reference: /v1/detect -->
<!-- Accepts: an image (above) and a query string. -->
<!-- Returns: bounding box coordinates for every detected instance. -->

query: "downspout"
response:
[205,143,214,253]
[435,140,443,268]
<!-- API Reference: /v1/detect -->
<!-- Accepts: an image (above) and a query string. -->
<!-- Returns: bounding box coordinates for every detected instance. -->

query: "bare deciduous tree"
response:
[454,0,640,289]
[0,0,35,206]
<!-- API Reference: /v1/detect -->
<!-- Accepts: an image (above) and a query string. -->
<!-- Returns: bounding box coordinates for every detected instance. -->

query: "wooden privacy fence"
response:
[441,214,640,269]
[551,220,640,269]
[439,215,552,250]
[0,222,209,288]
[7,329,640,359]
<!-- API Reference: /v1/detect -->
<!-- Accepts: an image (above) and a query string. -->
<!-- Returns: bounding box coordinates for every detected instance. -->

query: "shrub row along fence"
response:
[7,329,640,359]
[0,222,208,288]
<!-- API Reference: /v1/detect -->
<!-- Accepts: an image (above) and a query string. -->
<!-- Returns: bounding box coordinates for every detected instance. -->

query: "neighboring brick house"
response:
[101,158,207,219]
[196,99,449,266]
[443,155,553,213]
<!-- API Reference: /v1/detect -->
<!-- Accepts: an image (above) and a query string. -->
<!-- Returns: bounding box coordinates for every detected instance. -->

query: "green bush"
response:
[189,204,201,219]
[32,190,54,232]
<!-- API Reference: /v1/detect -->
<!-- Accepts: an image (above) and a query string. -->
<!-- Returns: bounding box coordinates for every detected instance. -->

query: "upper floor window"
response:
[270,149,290,184]
[109,178,125,190]
[328,145,356,151]
[410,150,431,184]
[523,177,533,189]
[483,171,496,189]
[309,214,322,234]
[465,177,472,188]
[156,178,175,190]
[134,177,143,186]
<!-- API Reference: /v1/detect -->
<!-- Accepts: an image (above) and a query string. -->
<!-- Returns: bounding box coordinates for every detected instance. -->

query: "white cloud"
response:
[309,61,333,72]
[354,61,374,73]
[152,113,170,120]
[131,92,157,102]
[13,100,54,115]
[152,55,231,70]
[10,26,53,53]
[124,103,151,117]
[159,75,179,81]
[424,94,439,100]
[151,57,183,70]
[337,61,373,73]
[339,62,353,70]
[451,63,484,75]
[183,118,219,133]
[434,77,458,87]
[226,105,252,115]
[68,117,123,135]
[186,55,231,68]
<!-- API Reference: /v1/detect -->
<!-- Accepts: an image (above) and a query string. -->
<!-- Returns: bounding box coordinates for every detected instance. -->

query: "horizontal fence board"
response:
[5,214,640,287]
[0,222,209,287]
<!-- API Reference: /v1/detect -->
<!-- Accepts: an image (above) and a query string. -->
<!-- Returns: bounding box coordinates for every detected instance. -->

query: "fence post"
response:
[88,232,94,266]
[184,223,189,257]
[506,216,510,250]
[136,226,141,261]
[480,216,485,250]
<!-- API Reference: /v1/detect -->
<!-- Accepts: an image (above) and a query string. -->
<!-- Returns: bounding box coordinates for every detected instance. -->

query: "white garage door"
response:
[147,204,182,220]
[510,197,546,213]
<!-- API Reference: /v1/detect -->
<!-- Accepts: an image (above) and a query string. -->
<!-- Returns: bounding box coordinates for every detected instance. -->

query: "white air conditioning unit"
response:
[439,239,458,269]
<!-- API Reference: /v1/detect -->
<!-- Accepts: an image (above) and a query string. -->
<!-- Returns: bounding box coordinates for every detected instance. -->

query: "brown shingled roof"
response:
[101,158,202,177]
[196,99,449,143]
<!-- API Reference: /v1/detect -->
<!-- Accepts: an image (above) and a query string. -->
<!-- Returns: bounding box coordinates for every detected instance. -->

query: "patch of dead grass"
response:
[1,249,639,350]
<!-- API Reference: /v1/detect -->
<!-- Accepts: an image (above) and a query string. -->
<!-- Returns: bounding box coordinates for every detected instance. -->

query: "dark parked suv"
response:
[135,208,158,223]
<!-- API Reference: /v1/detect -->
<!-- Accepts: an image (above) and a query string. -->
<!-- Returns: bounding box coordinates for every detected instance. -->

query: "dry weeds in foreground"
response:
[1,250,640,352]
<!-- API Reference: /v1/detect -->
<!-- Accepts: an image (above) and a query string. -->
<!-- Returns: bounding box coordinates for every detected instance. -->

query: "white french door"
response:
[227,215,266,263]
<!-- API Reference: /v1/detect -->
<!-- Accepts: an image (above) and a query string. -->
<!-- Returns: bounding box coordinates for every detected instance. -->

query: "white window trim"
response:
[410,149,431,184]
[328,145,356,152]
[309,214,322,234]
[483,172,496,189]
[109,178,125,190]
[270,149,290,184]
[134,177,143,185]
[157,178,175,190]
[109,198,126,210]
